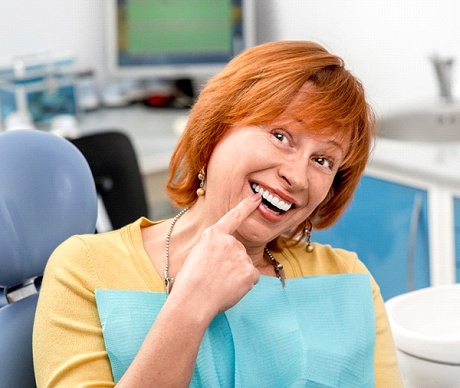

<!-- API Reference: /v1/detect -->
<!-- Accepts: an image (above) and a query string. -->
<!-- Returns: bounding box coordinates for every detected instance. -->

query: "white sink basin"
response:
[377,106,460,142]
[385,284,460,365]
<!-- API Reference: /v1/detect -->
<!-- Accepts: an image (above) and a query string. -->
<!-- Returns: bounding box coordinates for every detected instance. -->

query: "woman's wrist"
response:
[165,288,217,329]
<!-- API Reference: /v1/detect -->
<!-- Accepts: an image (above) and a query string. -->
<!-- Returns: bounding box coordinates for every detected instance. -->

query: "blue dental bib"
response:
[95,274,375,387]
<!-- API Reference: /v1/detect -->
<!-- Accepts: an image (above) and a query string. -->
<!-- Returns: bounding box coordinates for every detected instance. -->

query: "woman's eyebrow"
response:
[323,139,347,158]
[330,140,345,152]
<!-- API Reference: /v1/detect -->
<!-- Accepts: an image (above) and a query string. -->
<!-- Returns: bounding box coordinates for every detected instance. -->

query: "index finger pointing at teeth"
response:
[214,193,261,235]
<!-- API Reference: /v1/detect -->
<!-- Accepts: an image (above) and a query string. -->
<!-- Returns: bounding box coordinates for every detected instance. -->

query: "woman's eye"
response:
[315,157,334,170]
[272,131,289,144]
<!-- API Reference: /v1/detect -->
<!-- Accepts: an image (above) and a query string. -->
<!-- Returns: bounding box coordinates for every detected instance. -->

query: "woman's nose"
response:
[278,155,309,190]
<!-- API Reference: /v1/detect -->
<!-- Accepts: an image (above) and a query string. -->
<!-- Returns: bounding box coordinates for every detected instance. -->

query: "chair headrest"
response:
[0,130,97,287]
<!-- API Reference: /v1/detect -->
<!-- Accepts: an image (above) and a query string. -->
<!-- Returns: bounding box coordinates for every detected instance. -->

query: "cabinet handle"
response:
[407,194,423,291]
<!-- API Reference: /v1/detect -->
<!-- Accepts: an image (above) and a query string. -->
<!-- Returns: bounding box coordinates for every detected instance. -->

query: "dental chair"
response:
[69,130,149,232]
[0,129,97,387]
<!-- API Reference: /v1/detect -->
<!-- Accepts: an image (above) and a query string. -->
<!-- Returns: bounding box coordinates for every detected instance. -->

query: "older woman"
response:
[33,41,402,387]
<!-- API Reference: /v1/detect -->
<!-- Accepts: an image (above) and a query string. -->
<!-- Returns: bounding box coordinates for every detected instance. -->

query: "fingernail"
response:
[250,192,262,202]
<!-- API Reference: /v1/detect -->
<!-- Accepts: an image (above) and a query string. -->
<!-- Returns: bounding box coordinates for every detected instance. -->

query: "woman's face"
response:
[204,116,348,247]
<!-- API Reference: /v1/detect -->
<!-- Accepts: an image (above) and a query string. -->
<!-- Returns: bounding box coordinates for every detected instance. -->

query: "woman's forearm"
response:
[116,293,213,387]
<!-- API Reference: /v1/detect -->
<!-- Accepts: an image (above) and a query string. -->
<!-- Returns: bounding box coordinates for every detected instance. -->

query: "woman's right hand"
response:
[117,195,261,387]
[168,193,262,319]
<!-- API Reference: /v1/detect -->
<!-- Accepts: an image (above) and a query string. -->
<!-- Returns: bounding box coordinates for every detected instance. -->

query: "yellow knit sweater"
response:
[33,217,403,387]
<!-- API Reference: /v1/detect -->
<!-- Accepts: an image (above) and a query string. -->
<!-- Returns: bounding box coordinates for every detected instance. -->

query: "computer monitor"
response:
[105,0,256,83]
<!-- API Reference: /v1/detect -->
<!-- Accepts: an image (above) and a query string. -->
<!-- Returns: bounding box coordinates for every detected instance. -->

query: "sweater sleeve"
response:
[352,259,404,388]
[33,236,115,388]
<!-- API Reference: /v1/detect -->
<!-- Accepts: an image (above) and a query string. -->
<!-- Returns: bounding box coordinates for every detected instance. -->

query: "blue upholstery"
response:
[0,294,39,387]
[0,129,98,387]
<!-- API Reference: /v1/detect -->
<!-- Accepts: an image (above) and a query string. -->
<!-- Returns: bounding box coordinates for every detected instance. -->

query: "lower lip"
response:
[256,201,287,222]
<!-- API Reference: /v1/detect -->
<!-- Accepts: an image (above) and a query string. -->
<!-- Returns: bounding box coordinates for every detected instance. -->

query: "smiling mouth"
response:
[251,183,293,214]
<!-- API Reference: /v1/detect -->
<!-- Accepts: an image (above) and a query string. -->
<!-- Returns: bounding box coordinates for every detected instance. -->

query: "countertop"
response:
[370,138,460,188]
[78,105,186,174]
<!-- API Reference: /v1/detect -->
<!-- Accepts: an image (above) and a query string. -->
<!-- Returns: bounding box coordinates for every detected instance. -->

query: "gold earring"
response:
[305,218,314,252]
[196,168,205,197]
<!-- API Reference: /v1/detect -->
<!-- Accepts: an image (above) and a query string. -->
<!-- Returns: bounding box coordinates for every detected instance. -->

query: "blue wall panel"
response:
[314,175,430,301]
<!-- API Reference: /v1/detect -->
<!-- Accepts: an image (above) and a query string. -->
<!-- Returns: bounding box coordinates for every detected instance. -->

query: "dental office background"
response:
[1,0,459,116]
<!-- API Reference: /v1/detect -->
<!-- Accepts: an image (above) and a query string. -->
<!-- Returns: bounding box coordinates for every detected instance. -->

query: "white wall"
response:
[0,0,107,81]
[1,0,460,115]
[256,0,460,114]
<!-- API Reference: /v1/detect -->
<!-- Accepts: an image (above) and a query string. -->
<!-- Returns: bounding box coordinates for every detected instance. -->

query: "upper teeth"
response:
[251,183,292,212]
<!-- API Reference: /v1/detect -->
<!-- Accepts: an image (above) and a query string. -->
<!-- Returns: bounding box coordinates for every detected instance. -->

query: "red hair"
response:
[166,41,374,244]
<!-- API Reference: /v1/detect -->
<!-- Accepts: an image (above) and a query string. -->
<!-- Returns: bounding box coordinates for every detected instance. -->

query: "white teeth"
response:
[251,183,293,212]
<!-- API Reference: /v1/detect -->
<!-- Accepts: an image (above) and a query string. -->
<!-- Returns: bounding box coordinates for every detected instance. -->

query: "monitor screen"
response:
[105,0,256,81]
